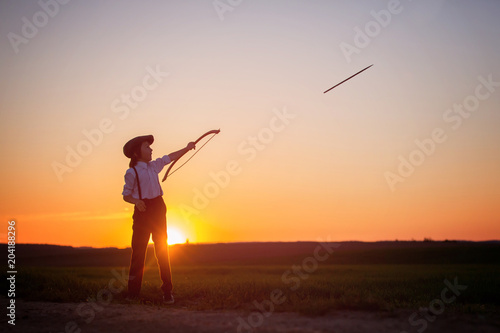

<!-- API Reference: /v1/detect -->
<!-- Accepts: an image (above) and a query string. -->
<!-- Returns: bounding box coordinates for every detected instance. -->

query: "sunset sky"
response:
[1,0,499,248]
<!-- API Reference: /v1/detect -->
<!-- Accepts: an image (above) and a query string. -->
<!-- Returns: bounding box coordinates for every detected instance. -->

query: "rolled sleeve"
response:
[122,169,136,196]
[151,155,172,173]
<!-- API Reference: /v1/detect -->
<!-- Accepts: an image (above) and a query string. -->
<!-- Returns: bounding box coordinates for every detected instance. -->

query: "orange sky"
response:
[1,1,499,248]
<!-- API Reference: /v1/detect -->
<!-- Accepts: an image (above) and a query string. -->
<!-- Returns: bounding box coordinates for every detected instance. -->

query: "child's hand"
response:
[135,200,146,212]
[187,142,196,151]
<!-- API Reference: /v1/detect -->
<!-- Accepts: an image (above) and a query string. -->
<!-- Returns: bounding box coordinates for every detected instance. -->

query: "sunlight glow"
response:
[146,226,186,245]
[167,226,186,245]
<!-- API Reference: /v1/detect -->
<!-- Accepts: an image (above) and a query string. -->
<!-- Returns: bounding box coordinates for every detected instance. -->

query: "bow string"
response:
[162,129,220,182]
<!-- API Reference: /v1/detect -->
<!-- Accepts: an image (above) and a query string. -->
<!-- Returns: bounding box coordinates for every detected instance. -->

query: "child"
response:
[122,134,195,304]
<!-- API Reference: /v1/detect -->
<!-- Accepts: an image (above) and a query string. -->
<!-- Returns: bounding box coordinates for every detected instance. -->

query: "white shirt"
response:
[122,155,172,199]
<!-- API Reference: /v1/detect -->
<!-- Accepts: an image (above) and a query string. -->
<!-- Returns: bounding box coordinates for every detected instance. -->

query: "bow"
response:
[162,129,220,182]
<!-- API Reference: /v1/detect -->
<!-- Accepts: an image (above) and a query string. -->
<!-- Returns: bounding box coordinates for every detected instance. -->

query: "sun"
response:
[166,226,186,245]
[147,226,187,245]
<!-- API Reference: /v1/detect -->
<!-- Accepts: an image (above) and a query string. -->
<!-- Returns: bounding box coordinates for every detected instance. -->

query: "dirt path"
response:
[2,298,499,333]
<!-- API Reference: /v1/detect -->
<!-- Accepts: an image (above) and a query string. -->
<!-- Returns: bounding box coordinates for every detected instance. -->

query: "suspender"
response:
[132,167,142,200]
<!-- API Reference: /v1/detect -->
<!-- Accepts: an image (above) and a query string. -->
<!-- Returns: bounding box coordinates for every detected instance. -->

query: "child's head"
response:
[123,135,154,167]
[136,141,153,162]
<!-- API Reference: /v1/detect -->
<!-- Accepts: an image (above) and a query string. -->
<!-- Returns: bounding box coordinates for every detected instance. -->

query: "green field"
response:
[3,242,499,316]
[7,264,499,315]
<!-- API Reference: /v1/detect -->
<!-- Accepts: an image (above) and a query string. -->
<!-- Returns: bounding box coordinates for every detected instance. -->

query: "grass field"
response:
[2,241,499,319]
[6,263,499,316]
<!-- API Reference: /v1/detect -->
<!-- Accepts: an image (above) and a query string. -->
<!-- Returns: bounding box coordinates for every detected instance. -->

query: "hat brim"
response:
[123,135,154,158]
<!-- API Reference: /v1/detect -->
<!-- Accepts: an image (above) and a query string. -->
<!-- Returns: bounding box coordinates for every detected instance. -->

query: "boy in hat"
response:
[122,134,195,304]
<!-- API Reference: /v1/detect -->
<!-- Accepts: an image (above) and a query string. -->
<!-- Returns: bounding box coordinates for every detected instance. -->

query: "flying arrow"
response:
[323,64,373,94]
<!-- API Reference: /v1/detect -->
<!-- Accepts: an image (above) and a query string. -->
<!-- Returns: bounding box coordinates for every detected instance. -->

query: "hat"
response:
[123,135,154,158]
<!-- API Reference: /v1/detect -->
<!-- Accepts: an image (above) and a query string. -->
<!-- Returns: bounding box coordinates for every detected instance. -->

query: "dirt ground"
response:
[2,298,499,333]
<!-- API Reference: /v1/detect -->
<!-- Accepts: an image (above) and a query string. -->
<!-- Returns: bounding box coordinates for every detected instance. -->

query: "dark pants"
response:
[128,196,172,296]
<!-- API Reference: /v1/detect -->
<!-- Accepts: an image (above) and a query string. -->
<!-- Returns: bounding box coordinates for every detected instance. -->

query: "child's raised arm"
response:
[168,142,196,161]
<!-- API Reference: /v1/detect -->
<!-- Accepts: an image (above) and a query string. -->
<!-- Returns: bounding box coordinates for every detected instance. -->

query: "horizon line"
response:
[2,239,500,250]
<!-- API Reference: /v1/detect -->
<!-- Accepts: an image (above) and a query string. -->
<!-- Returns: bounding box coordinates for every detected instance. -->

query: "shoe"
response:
[163,293,174,304]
